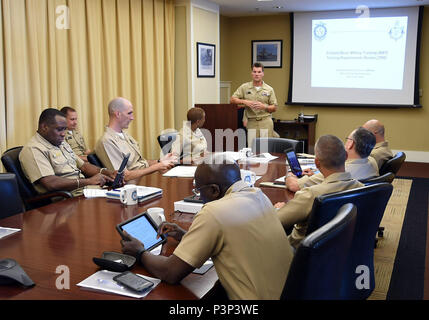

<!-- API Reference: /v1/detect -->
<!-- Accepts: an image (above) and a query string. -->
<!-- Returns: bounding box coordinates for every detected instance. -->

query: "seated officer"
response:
[171,107,208,164]
[363,119,393,169]
[120,155,293,300]
[19,108,116,196]
[275,135,364,248]
[95,97,176,183]
[60,106,91,162]
[286,127,378,192]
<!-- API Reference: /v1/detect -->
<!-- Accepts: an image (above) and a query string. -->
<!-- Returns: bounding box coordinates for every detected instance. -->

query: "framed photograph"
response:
[251,40,283,68]
[197,42,215,77]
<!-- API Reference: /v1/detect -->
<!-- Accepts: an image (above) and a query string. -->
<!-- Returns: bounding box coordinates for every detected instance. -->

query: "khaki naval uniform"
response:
[278,172,363,248]
[173,181,293,300]
[19,133,85,195]
[232,81,278,146]
[95,126,149,171]
[296,157,379,189]
[370,141,393,169]
[65,130,87,157]
[171,123,207,161]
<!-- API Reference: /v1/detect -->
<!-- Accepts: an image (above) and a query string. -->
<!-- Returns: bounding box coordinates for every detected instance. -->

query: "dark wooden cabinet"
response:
[273,119,316,154]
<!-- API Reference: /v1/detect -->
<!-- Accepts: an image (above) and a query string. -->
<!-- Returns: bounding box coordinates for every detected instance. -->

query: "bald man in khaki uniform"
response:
[275,135,363,248]
[95,97,176,183]
[121,157,293,300]
[286,127,378,192]
[231,62,278,147]
[61,106,91,162]
[363,119,393,169]
[20,108,115,196]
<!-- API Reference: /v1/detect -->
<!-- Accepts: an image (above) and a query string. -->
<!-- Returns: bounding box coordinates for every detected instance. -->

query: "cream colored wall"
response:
[220,8,429,156]
[193,6,219,104]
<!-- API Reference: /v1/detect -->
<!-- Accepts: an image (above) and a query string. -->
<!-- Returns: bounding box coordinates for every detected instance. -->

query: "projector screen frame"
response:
[286,6,424,109]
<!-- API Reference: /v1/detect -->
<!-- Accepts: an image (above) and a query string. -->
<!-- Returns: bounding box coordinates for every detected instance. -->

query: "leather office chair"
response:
[157,131,178,155]
[306,183,393,300]
[379,151,406,176]
[87,153,104,168]
[0,173,25,219]
[281,203,357,300]
[360,172,395,239]
[251,137,301,154]
[1,146,72,211]
[359,172,395,185]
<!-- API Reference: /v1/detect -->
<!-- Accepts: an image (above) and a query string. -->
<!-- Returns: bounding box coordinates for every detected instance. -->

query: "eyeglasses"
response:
[193,184,218,194]
[345,137,354,142]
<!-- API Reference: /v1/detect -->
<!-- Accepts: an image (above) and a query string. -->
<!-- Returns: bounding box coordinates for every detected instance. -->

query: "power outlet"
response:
[419,89,423,97]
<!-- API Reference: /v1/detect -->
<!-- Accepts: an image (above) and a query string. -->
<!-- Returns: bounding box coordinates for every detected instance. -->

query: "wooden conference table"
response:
[0,154,289,300]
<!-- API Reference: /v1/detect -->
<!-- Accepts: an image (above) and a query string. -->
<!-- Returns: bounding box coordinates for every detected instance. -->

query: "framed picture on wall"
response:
[197,42,215,77]
[251,40,283,68]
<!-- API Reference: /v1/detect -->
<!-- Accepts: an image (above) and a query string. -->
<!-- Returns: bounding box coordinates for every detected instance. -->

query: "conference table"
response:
[0,154,290,300]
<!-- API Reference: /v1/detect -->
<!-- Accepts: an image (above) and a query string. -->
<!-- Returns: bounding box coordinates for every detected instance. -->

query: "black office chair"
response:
[306,183,393,300]
[0,173,25,219]
[379,151,406,176]
[360,172,395,185]
[1,146,72,211]
[360,172,395,239]
[157,131,178,155]
[251,137,301,154]
[87,153,104,168]
[281,203,357,300]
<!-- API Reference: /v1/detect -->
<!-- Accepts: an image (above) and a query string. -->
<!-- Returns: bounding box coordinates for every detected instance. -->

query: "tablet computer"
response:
[116,212,167,251]
[110,153,130,189]
[285,148,303,178]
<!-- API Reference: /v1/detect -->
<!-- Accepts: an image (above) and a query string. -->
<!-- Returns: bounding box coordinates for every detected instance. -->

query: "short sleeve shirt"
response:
[19,133,85,194]
[232,81,277,120]
[65,130,87,156]
[171,124,207,158]
[173,181,293,300]
[370,141,393,169]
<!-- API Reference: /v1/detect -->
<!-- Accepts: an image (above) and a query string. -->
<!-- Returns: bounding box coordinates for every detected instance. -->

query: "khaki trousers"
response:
[246,117,274,147]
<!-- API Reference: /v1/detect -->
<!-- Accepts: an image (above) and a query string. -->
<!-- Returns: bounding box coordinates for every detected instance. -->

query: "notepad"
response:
[163,166,197,178]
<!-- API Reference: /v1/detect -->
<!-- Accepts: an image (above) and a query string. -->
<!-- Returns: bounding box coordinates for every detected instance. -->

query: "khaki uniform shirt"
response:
[232,81,277,120]
[171,124,207,159]
[65,130,87,156]
[19,133,85,194]
[95,126,149,171]
[370,141,393,169]
[297,157,379,189]
[278,172,363,248]
[173,181,293,300]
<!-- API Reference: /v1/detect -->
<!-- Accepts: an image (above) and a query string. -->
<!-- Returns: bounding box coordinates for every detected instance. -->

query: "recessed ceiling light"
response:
[273,6,284,9]
[257,0,273,2]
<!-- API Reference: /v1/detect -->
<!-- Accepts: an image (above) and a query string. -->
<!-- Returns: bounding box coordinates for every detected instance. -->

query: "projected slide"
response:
[311,17,408,90]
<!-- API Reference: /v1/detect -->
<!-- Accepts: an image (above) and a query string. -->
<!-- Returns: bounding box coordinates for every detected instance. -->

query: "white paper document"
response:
[163,166,197,178]
[83,188,107,198]
[241,153,278,163]
[77,270,161,299]
[0,227,21,239]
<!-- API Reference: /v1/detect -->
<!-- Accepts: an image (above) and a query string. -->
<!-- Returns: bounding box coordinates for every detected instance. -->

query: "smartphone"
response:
[113,271,154,292]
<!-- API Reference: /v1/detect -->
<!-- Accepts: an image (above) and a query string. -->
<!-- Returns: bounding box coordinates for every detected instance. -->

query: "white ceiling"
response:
[209,0,429,17]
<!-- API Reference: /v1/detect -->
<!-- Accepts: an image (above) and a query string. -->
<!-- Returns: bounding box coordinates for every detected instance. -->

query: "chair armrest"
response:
[26,191,73,204]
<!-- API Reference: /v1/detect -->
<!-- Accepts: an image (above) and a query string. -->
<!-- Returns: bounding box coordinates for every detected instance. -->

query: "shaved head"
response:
[108,97,132,116]
[363,119,385,139]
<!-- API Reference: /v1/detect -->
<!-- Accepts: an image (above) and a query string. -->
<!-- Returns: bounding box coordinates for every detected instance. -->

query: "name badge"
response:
[262,91,270,97]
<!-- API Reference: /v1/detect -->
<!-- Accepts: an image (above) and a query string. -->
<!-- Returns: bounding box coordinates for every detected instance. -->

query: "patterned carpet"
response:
[369,178,412,300]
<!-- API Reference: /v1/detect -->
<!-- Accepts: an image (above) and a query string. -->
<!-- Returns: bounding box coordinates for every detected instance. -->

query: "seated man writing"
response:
[120,155,294,300]
[286,126,378,192]
[95,97,176,183]
[275,135,364,248]
[19,108,116,196]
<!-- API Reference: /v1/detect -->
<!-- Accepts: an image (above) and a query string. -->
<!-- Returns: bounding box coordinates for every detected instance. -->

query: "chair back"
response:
[281,203,357,300]
[359,172,395,185]
[251,137,301,154]
[157,131,178,155]
[0,173,25,219]
[1,147,39,201]
[306,183,393,299]
[87,153,104,168]
[379,152,406,176]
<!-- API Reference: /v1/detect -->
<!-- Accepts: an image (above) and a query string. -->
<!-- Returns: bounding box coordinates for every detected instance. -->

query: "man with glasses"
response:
[120,155,293,300]
[363,119,393,169]
[285,127,378,192]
